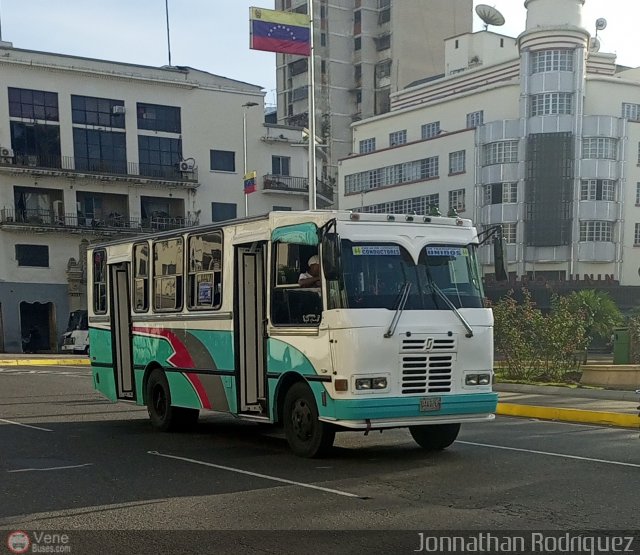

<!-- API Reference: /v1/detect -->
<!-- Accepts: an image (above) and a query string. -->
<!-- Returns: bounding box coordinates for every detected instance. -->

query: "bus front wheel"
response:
[146,369,199,432]
[409,423,460,450]
[283,382,335,458]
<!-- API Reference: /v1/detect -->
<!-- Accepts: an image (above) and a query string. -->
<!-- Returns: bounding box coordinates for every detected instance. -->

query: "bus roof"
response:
[87,210,474,250]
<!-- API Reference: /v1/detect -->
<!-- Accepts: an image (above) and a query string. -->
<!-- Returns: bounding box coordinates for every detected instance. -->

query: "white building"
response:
[275,0,473,201]
[0,45,326,353]
[339,0,640,300]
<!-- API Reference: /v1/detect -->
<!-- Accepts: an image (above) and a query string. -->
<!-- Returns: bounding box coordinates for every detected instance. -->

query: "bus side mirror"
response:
[321,233,342,281]
[493,236,508,282]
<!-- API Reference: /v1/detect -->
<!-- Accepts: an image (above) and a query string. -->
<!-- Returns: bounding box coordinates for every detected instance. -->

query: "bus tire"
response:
[146,369,199,432]
[409,423,460,450]
[283,382,335,458]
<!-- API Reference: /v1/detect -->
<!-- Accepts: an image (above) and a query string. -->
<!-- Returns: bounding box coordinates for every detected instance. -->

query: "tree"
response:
[565,290,622,347]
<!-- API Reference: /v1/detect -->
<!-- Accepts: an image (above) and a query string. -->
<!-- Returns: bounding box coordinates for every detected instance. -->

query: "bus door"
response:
[235,242,267,415]
[109,262,135,400]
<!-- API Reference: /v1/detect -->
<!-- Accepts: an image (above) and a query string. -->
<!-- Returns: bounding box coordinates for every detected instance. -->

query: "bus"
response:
[88,210,506,457]
[61,309,90,355]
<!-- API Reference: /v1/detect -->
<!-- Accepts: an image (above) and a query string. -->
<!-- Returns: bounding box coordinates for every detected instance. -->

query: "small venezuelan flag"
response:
[244,171,257,195]
[250,7,311,57]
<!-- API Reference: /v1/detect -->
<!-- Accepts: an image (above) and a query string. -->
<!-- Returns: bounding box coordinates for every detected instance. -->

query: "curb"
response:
[497,402,639,429]
[0,358,90,366]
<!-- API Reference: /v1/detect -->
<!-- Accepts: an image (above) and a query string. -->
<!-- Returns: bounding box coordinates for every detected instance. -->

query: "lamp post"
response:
[242,101,259,217]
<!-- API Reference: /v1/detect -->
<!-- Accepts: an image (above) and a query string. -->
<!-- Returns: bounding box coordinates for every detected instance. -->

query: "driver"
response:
[298,255,321,287]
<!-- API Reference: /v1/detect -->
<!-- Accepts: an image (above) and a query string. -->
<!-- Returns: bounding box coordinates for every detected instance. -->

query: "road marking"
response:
[458,440,640,469]
[0,368,90,377]
[8,463,93,473]
[148,450,363,499]
[0,418,53,432]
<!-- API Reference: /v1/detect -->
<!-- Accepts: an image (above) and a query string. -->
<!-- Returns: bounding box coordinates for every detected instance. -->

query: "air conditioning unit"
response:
[0,147,14,158]
[112,105,126,115]
[179,160,194,172]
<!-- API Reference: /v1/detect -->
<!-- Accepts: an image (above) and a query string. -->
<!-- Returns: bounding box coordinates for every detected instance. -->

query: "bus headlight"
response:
[478,374,491,385]
[465,373,491,386]
[465,374,478,386]
[372,377,388,389]
[355,378,372,390]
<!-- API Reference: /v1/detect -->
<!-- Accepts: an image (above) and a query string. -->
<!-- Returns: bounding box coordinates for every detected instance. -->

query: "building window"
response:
[291,86,308,102]
[359,138,376,154]
[449,189,466,213]
[530,92,573,116]
[354,37,361,50]
[580,179,615,201]
[484,182,517,205]
[153,238,184,312]
[502,223,517,244]
[15,244,49,267]
[133,242,149,312]
[210,149,236,172]
[582,137,618,160]
[421,121,440,139]
[579,221,613,242]
[482,141,518,166]
[359,193,439,215]
[212,202,237,222]
[389,130,407,146]
[378,7,390,24]
[466,110,484,128]
[73,128,127,174]
[637,183,640,206]
[272,155,290,176]
[137,103,181,133]
[273,205,292,211]
[10,122,61,168]
[531,49,574,73]
[138,136,182,178]
[71,95,125,128]
[344,155,439,194]
[8,87,58,121]
[449,150,466,174]
[92,250,107,314]
[376,34,391,51]
[320,33,327,46]
[375,60,392,80]
[288,59,308,77]
[622,103,640,122]
[635,224,640,246]
[188,232,223,310]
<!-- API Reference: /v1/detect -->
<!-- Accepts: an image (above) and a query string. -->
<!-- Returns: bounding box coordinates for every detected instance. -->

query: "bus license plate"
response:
[420,397,441,412]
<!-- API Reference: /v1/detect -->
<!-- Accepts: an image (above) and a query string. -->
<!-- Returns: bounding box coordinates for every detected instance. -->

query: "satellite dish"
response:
[595,18,607,31]
[589,37,601,53]
[475,4,506,30]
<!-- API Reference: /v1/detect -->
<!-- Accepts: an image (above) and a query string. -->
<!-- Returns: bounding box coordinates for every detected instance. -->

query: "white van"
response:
[61,309,89,354]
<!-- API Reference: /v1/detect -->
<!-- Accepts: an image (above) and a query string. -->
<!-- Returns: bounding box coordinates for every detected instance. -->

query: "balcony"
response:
[262,174,333,205]
[0,207,195,234]
[0,154,199,186]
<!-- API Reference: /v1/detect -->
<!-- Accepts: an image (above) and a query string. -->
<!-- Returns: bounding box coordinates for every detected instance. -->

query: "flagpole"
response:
[307,0,317,211]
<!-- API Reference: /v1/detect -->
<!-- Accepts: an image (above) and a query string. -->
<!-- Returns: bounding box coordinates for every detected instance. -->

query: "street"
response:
[0,364,638,552]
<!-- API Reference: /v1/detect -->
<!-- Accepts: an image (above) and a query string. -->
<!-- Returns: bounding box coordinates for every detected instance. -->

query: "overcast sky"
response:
[0,1,637,107]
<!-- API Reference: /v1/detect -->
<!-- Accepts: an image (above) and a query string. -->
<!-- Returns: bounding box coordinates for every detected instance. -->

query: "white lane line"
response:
[148,450,363,499]
[458,440,640,469]
[8,463,93,473]
[0,418,52,432]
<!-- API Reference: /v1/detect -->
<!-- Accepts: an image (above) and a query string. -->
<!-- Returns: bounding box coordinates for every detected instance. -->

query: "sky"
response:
[0,0,637,108]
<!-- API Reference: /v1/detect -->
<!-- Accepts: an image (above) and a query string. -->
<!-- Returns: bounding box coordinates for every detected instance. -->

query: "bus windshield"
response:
[339,240,484,310]
[66,309,88,332]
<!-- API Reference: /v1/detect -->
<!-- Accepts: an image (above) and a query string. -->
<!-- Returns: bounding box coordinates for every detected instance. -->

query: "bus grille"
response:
[401,337,456,352]
[401,354,453,394]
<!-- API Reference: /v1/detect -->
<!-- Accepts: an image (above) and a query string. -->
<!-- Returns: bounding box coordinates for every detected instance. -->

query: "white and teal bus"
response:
[88,210,505,457]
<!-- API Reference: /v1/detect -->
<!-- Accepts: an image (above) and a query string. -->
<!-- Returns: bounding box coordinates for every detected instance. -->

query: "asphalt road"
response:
[0,364,638,553]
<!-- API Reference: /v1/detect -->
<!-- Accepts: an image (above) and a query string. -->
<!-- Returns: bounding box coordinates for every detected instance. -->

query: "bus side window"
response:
[92,249,107,314]
[153,238,184,312]
[188,231,223,310]
[133,242,149,312]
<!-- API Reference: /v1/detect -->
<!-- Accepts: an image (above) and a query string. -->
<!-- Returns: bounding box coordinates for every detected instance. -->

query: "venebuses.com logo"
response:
[6,531,30,554]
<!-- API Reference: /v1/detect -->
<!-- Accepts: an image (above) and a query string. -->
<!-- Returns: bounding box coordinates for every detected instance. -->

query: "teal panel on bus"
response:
[267,338,318,375]
[165,371,202,409]
[92,366,117,402]
[189,330,235,370]
[89,327,113,364]
[271,223,318,245]
[132,334,175,367]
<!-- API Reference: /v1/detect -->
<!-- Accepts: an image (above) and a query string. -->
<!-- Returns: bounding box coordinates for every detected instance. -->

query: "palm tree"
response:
[566,290,622,348]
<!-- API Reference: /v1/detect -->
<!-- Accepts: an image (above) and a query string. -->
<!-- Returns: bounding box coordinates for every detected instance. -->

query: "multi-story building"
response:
[338,0,640,306]
[0,44,328,353]
[275,0,473,202]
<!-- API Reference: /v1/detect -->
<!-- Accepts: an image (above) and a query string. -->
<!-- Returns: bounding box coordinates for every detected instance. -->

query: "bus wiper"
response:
[428,282,474,338]
[384,282,411,338]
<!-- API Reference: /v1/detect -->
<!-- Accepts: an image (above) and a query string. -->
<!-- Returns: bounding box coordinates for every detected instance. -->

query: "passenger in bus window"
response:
[298,255,321,287]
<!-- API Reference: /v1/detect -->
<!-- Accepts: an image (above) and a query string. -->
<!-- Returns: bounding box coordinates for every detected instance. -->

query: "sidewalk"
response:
[0,354,637,429]
[495,383,639,429]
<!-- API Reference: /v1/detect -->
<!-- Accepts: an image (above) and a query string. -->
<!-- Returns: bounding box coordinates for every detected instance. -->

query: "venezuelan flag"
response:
[250,7,311,57]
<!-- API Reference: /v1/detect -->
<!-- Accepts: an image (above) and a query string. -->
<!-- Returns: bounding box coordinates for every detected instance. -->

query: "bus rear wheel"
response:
[409,423,460,450]
[283,382,335,458]
[146,369,199,432]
